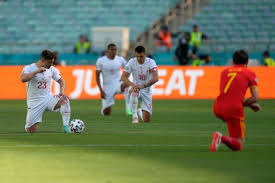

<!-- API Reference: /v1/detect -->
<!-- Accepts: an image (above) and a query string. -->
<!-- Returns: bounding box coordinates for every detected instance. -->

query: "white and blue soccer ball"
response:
[69,119,85,133]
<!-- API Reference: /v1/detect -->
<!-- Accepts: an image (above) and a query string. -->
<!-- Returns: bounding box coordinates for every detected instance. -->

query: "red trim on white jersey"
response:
[150,67,157,73]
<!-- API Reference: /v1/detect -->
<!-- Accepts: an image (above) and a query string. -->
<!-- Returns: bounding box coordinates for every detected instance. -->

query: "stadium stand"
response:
[0,0,181,54]
[153,0,275,65]
[1,0,274,65]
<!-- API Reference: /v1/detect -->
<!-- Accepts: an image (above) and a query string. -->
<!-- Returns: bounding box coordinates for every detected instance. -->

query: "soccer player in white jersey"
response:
[121,46,159,123]
[20,50,71,133]
[96,43,131,116]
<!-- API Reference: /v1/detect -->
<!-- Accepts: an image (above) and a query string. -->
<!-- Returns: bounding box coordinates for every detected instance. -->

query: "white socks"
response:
[124,87,131,111]
[60,99,71,126]
[130,92,138,118]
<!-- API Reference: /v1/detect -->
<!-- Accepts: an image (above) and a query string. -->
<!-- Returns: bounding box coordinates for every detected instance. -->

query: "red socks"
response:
[221,136,243,151]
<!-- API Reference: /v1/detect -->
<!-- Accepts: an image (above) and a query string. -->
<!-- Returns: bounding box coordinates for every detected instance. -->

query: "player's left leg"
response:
[48,95,71,133]
[221,117,245,151]
[119,82,131,116]
[210,117,244,152]
[138,109,151,122]
[102,107,112,115]
[138,91,152,123]
[129,87,139,123]
[124,88,132,116]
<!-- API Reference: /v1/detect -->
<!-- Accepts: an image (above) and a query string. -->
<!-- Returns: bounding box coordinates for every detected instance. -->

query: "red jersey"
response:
[215,65,258,118]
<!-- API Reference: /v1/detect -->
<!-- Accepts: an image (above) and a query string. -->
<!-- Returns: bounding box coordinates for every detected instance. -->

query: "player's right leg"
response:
[102,107,112,115]
[123,87,132,116]
[221,118,244,151]
[25,102,45,133]
[129,87,139,123]
[138,91,152,122]
[101,91,115,116]
[46,95,71,133]
[210,117,244,152]
[119,82,131,116]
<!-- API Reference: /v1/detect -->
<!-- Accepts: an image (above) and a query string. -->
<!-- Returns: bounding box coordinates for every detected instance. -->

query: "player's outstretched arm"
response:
[20,67,46,82]
[243,86,259,108]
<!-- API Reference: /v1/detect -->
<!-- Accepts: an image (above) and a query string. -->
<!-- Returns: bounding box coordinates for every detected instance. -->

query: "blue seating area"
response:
[180,0,275,53]
[0,0,180,54]
[0,53,100,65]
[153,0,275,65]
[152,52,275,66]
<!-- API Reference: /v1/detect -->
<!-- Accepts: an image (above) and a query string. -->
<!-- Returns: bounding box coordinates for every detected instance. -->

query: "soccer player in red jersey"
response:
[210,50,261,152]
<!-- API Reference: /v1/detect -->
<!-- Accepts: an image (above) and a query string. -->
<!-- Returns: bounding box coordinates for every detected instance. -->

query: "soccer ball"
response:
[69,119,85,133]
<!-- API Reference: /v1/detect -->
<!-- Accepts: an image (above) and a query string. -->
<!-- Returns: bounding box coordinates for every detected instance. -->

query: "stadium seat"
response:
[0,0,182,54]
[168,0,275,55]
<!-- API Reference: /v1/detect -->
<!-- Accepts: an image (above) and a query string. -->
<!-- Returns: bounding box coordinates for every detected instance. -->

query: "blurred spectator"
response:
[73,35,91,54]
[192,54,213,66]
[189,25,208,53]
[263,51,275,66]
[155,25,172,52]
[174,31,192,65]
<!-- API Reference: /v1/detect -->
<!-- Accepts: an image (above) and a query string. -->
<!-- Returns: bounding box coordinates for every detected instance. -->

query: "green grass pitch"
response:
[0,99,275,183]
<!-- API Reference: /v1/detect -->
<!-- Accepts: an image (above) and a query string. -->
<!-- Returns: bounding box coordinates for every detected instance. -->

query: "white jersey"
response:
[124,57,157,93]
[96,55,127,87]
[22,63,61,103]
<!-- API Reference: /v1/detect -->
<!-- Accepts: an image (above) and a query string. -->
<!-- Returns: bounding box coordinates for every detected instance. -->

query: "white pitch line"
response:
[46,122,274,128]
[0,131,274,137]
[0,143,274,148]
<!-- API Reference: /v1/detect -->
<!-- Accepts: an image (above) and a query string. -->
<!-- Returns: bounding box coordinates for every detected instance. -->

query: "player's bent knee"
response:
[103,111,111,115]
[143,111,151,122]
[121,83,128,92]
[143,116,151,122]
[26,123,38,133]
[237,138,244,151]
[60,99,71,114]
[143,119,150,123]
[26,128,36,133]
[54,100,63,110]
[103,108,111,115]
[55,97,70,110]
[130,91,138,97]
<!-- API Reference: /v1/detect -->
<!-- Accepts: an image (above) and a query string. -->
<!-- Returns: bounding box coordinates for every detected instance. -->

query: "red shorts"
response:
[225,117,245,139]
[213,101,245,139]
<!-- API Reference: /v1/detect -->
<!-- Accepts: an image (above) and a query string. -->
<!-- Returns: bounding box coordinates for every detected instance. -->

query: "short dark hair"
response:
[135,46,145,53]
[107,43,116,49]
[263,51,270,57]
[40,50,55,61]
[233,49,248,64]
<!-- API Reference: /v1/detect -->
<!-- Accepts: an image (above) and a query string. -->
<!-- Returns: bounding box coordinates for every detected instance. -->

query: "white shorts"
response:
[101,81,123,114]
[25,95,60,129]
[129,87,153,114]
